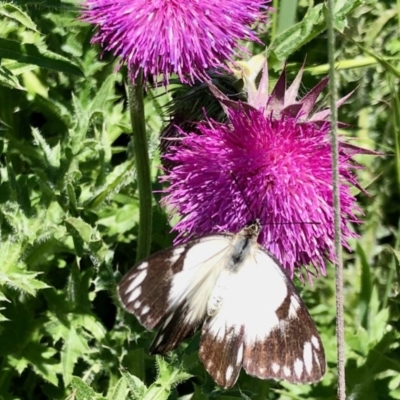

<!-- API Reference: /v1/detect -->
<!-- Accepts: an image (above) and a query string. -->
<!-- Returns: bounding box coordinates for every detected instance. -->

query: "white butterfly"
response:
[118,219,326,388]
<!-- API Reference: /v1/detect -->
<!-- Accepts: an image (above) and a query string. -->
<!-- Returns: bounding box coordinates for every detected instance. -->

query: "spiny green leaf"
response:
[9,344,60,386]
[108,376,129,400]
[0,38,83,76]
[65,217,93,244]
[31,128,61,169]
[61,326,91,386]
[0,242,49,295]
[85,159,136,209]
[141,356,192,400]
[270,0,364,60]
[122,371,147,399]
[0,65,25,90]
[0,3,38,31]
[70,377,107,400]
[89,74,119,115]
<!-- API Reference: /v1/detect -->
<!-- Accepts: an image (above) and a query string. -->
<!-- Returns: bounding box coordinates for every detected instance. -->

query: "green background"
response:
[0,0,399,399]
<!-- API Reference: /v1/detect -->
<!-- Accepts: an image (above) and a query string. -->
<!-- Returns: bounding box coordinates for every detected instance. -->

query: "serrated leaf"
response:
[0,250,49,295]
[9,345,60,386]
[141,357,192,400]
[0,3,38,31]
[270,4,324,60]
[31,128,61,169]
[347,326,369,356]
[0,65,25,90]
[78,314,107,342]
[190,384,208,400]
[85,159,136,209]
[65,217,93,244]
[370,308,390,344]
[122,371,147,399]
[270,0,364,60]
[61,326,91,386]
[2,59,38,75]
[70,377,107,400]
[0,292,10,303]
[108,377,129,400]
[89,74,119,115]
[0,38,83,76]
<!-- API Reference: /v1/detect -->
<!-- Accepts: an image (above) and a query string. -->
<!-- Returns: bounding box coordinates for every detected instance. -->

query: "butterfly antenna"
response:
[229,171,255,220]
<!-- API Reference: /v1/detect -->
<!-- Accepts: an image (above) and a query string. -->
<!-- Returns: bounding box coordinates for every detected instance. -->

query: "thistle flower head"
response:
[162,62,370,280]
[82,0,269,85]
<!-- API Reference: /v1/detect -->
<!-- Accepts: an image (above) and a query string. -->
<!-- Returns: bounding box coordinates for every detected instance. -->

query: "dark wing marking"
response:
[199,318,245,388]
[150,304,203,354]
[243,293,326,383]
[118,242,190,330]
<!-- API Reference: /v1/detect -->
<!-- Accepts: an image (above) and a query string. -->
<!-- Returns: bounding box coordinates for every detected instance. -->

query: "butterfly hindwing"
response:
[198,244,325,388]
[118,234,233,346]
[199,320,245,388]
[150,303,202,354]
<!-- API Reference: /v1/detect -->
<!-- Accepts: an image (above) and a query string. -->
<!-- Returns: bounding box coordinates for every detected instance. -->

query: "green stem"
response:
[127,71,153,262]
[271,0,279,41]
[326,2,346,399]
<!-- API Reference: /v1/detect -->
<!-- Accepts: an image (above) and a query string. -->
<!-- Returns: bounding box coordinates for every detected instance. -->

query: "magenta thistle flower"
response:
[82,0,269,85]
[162,62,371,280]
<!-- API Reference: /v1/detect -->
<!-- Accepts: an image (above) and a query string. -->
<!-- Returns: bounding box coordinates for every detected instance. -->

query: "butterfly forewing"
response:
[118,234,233,346]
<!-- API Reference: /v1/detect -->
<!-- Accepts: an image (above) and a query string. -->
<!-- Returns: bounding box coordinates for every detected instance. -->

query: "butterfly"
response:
[118,219,326,388]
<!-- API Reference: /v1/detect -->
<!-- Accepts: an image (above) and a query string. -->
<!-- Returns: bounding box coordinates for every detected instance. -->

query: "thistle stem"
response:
[326,1,346,399]
[128,72,153,262]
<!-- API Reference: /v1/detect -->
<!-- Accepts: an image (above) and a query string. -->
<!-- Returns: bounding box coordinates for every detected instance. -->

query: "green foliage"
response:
[0,0,399,399]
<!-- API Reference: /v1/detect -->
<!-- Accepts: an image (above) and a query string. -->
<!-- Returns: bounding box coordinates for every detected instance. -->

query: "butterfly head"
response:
[241,218,262,239]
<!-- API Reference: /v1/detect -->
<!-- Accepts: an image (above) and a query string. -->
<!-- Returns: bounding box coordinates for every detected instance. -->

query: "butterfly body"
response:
[118,220,325,388]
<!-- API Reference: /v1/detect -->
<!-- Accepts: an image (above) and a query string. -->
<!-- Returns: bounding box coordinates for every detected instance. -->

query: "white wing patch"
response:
[289,295,300,318]
[311,335,320,350]
[204,246,288,343]
[168,236,233,323]
[168,247,185,264]
[294,359,304,378]
[272,363,280,373]
[127,287,141,303]
[136,262,148,271]
[303,342,313,374]
[126,269,147,291]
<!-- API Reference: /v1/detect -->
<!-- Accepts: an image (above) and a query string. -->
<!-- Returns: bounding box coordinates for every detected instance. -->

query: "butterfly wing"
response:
[199,245,325,388]
[118,234,234,352]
